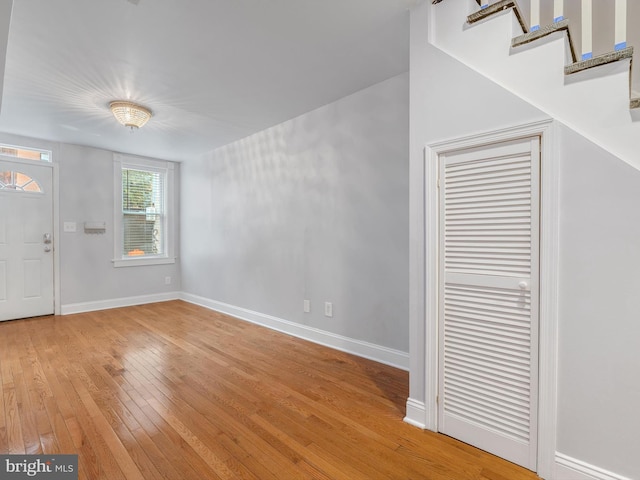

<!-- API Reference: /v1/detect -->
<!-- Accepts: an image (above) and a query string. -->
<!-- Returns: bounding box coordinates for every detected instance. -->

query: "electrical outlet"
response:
[303,299,310,313]
[165,276,171,285]
[63,222,77,233]
[324,302,333,317]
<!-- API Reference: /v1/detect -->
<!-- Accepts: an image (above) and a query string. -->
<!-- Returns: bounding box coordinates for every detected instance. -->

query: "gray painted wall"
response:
[58,143,181,306]
[410,2,640,478]
[557,124,640,478]
[181,73,410,352]
[0,132,181,308]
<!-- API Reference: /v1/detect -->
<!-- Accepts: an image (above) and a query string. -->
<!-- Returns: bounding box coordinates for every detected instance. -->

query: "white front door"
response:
[0,159,54,321]
[437,137,540,470]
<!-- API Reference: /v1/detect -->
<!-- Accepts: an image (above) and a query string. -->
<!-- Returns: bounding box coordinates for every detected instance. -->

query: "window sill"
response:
[112,256,176,268]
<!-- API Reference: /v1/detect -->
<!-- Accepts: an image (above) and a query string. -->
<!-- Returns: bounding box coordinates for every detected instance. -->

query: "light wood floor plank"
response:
[0,301,540,480]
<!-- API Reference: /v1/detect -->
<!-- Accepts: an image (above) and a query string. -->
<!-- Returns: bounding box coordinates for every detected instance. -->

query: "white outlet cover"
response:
[63,221,77,232]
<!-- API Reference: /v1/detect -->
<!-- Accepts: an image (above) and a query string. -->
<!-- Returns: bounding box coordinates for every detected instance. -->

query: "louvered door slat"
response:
[443,364,531,399]
[444,339,531,369]
[446,163,530,181]
[446,301,530,321]
[438,137,540,471]
[446,177,531,193]
[445,376,530,409]
[445,154,529,173]
[445,318,531,342]
[444,391,531,427]
[444,186,531,200]
[446,193,531,205]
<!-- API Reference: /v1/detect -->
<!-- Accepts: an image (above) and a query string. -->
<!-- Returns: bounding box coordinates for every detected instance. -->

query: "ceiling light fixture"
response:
[109,101,152,130]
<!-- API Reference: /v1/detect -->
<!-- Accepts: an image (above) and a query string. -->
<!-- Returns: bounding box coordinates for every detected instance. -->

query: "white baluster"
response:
[554,0,564,22]
[531,0,540,31]
[615,0,627,50]
[581,0,593,60]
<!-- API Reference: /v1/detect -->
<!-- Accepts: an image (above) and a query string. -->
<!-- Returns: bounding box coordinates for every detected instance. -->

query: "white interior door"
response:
[0,159,54,321]
[437,137,540,470]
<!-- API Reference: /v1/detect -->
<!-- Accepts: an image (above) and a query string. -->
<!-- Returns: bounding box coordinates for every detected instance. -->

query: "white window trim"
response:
[0,143,52,162]
[113,153,176,268]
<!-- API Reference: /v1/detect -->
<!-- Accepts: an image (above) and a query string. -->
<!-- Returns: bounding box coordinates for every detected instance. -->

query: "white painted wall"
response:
[0,131,181,312]
[410,2,640,479]
[181,73,410,355]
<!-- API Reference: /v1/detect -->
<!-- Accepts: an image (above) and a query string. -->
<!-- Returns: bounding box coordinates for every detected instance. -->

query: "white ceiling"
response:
[0,0,414,162]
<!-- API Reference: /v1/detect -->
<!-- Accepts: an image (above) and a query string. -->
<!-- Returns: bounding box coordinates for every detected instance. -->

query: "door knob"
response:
[43,233,52,244]
[519,281,528,290]
[44,245,52,252]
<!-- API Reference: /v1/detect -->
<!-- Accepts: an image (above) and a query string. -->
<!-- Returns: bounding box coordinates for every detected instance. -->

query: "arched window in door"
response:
[0,171,43,192]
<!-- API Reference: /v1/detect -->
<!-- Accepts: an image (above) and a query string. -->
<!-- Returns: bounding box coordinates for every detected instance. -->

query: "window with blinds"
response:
[121,167,166,257]
[113,154,175,268]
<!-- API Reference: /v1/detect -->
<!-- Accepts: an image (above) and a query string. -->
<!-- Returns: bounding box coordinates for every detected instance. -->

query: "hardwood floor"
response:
[0,301,540,480]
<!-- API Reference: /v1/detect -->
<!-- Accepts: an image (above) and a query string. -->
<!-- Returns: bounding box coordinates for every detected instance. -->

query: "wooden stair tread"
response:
[512,19,577,63]
[467,0,528,35]
[565,46,634,75]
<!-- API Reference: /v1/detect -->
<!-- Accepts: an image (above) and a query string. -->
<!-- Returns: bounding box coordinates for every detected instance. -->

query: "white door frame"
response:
[53,158,60,316]
[406,120,558,479]
[0,150,60,317]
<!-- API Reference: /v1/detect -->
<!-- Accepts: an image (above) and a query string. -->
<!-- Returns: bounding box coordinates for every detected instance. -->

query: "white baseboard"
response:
[555,453,633,480]
[61,292,180,315]
[404,398,428,429]
[180,292,409,370]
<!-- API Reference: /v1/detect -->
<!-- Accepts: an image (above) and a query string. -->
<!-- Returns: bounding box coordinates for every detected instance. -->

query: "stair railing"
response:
[554,0,564,23]
[581,0,592,60]
[614,0,627,52]
[527,0,628,60]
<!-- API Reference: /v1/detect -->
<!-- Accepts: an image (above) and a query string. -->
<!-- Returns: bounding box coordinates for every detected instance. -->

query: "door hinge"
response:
[437,178,440,189]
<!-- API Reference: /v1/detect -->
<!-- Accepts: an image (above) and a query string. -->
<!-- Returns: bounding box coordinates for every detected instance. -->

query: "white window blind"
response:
[122,167,166,257]
[113,154,175,268]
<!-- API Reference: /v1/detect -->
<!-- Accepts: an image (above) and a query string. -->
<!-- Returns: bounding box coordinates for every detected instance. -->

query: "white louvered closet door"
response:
[438,137,540,471]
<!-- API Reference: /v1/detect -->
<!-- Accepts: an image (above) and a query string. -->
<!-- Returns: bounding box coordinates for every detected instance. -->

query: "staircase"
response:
[431,0,640,170]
